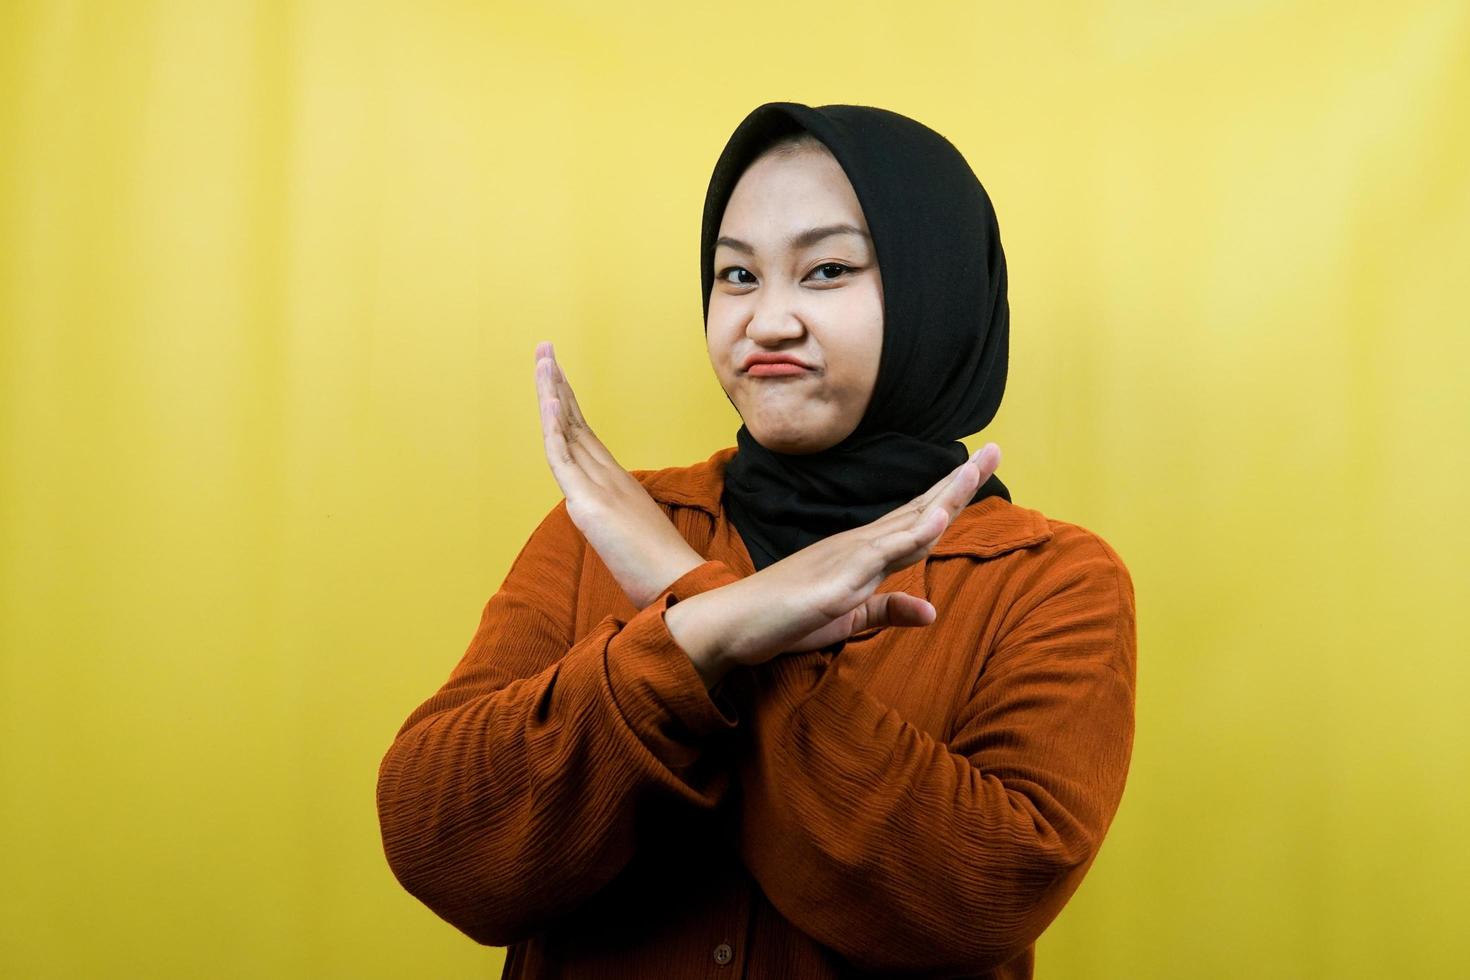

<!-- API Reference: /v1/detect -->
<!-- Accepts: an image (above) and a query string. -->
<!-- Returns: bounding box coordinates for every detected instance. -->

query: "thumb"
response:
[866,592,937,629]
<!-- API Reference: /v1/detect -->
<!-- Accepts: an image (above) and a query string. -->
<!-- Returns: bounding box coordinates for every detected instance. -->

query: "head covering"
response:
[701,101,1011,571]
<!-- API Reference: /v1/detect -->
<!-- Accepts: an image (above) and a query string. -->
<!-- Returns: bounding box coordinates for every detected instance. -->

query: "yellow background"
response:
[3,2,1467,977]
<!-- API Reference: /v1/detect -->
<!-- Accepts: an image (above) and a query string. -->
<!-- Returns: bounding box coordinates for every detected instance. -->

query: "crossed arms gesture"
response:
[534,340,1002,689]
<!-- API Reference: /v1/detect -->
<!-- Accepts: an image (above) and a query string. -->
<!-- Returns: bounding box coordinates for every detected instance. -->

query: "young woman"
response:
[377,101,1137,980]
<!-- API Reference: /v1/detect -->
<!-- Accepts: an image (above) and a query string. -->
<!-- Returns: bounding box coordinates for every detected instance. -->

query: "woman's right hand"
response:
[534,340,707,609]
[665,442,1002,680]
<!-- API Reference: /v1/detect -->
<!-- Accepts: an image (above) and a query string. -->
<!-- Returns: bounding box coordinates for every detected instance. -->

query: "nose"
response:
[745,281,806,345]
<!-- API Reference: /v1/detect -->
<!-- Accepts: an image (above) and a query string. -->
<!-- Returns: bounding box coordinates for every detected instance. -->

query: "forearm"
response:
[378,608,736,944]
[377,561,746,946]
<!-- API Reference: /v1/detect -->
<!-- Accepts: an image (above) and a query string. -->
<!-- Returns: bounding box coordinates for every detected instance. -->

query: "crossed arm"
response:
[377,493,1135,976]
[377,344,1136,970]
[731,533,1137,976]
[375,501,745,946]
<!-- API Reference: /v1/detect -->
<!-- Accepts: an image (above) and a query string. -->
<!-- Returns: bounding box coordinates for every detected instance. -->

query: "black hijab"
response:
[701,101,1011,572]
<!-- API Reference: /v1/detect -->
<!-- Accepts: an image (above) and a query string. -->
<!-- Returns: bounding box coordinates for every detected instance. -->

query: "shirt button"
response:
[712,943,733,965]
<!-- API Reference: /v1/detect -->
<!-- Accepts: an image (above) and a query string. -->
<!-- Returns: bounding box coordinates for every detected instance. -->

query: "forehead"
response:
[718,147,867,236]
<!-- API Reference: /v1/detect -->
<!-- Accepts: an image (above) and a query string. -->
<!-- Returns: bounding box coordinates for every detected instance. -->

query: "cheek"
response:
[831,285,884,386]
[705,299,728,335]
[704,312,741,376]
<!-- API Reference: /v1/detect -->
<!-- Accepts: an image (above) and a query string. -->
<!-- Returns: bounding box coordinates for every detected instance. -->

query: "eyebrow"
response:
[715,223,871,255]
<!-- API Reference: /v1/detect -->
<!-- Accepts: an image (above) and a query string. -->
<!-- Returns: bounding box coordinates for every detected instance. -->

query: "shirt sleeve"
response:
[375,498,747,947]
[732,530,1137,976]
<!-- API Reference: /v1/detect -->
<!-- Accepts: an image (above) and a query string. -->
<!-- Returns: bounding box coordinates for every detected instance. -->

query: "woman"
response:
[377,101,1137,980]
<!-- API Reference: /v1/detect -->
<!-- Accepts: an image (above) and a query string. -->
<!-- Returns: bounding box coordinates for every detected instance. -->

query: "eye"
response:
[716,266,757,286]
[807,262,854,282]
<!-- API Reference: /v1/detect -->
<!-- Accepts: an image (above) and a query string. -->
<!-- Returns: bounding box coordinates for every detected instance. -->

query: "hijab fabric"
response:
[701,101,1011,572]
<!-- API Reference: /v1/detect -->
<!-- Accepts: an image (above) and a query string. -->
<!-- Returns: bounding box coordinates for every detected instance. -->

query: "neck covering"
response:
[702,101,1011,572]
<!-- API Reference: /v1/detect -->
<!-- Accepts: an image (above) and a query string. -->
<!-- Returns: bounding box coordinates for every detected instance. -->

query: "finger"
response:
[537,385,579,480]
[926,443,1000,508]
[863,442,1000,572]
[863,502,953,576]
[898,444,1003,559]
[539,348,618,474]
[884,592,937,627]
[979,442,1001,476]
[536,359,575,461]
[536,359,599,498]
[912,465,980,540]
[888,442,997,527]
[546,343,593,433]
[541,393,610,502]
[865,592,937,629]
[916,443,1001,525]
[541,343,582,431]
[902,460,970,517]
[536,356,603,480]
[535,349,558,417]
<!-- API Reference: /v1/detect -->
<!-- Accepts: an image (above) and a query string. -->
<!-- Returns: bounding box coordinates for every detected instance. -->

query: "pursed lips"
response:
[746,361,814,377]
[743,354,816,377]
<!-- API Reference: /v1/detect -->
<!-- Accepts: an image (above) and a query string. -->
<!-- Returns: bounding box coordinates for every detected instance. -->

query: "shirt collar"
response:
[636,445,1052,561]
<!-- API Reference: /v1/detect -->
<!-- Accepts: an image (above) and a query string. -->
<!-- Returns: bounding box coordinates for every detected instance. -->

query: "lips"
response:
[747,362,813,377]
[742,353,814,372]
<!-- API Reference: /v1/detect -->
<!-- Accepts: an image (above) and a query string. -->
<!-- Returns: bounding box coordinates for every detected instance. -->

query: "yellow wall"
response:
[2,2,1466,977]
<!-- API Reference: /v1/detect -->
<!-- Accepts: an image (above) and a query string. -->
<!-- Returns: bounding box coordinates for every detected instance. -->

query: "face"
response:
[707,145,884,454]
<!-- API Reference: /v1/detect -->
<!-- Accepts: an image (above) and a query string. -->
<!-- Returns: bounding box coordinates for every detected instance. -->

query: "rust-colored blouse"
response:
[376,445,1137,979]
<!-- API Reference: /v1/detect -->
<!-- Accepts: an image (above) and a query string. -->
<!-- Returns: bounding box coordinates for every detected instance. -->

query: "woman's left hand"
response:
[535,341,707,609]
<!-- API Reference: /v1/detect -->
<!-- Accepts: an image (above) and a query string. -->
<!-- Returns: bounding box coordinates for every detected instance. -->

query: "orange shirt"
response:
[376,445,1137,979]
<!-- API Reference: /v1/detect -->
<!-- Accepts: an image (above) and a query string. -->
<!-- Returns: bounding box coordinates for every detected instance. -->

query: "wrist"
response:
[640,544,708,610]
[662,550,707,591]
[663,592,733,691]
